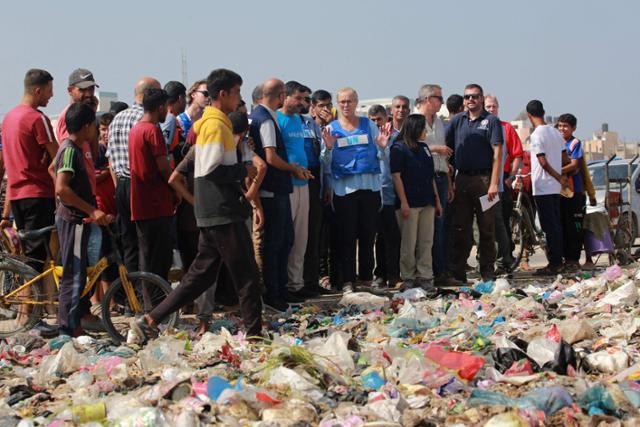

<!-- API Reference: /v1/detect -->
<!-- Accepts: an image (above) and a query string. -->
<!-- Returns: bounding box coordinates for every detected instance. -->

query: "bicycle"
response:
[0,224,176,342]
[509,173,549,270]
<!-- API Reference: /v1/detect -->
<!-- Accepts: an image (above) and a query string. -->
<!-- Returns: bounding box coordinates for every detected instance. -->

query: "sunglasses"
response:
[198,90,210,98]
[464,93,481,100]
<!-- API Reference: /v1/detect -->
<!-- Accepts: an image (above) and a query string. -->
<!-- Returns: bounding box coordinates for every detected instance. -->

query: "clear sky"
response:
[2,0,638,140]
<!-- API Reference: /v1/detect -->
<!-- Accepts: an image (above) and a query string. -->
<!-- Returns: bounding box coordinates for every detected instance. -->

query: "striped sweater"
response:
[193,106,250,227]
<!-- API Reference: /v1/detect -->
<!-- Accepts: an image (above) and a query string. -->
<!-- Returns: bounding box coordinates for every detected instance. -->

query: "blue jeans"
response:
[261,194,294,300]
[432,175,448,276]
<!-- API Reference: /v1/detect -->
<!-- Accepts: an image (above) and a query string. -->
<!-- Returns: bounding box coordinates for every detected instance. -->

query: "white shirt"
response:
[530,124,565,196]
[423,115,449,173]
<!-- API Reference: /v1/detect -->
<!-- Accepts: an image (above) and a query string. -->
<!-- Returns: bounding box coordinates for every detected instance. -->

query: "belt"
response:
[459,169,491,176]
[117,176,130,181]
[435,171,449,177]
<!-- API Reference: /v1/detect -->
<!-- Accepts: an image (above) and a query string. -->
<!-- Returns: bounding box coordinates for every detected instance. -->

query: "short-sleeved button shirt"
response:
[445,111,503,172]
[128,121,173,221]
[390,140,436,208]
[1,104,56,200]
[54,139,94,223]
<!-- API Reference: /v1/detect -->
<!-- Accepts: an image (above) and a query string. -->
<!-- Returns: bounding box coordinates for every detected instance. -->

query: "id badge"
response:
[336,134,368,148]
[302,128,314,139]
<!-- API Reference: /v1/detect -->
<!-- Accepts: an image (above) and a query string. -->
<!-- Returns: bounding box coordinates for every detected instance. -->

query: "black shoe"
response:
[32,320,59,338]
[263,297,289,313]
[306,284,332,295]
[291,287,319,299]
[283,291,305,304]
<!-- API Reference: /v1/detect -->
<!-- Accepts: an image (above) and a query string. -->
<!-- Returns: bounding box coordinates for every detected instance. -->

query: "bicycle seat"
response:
[18,225,56,243]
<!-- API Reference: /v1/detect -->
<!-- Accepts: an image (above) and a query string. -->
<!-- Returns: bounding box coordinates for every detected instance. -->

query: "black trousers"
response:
[319,203,342,287]
[561,192,585,262]
[135,216,173,281]
[535,194,564,267]
[115,177,139,272]
[177,227,238,306]
[333,190,380,285]
[374,204,400,282]
[303,168,323,288]
[149,222,262,336]
[56,218,90,335]
[11,198,55,271]
[453,174,496,280]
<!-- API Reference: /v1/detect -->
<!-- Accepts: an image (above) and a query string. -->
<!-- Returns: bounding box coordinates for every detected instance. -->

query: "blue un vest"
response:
[330,117,381,180]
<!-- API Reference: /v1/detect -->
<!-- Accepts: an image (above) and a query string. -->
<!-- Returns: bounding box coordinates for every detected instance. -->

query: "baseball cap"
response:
[68,68,99,89]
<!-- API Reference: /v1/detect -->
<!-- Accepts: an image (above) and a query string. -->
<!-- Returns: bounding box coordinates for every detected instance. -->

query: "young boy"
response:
[133,69,263,342]
[129,88,175,281]
[557,113,596,270]
[169,111,265,335]
[55,102,111,337]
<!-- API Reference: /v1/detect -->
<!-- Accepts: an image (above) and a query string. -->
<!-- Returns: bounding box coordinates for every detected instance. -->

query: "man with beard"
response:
[277,81,314,299]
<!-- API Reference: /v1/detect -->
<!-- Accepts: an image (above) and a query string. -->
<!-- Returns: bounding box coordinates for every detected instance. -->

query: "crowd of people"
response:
[0,67,595,340]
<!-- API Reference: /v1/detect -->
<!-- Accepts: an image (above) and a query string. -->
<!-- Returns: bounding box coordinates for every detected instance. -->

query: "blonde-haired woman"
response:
[321,88,390,293]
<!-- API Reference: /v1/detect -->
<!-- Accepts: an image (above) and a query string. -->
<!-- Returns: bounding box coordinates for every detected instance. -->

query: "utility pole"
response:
[181,49,188,85]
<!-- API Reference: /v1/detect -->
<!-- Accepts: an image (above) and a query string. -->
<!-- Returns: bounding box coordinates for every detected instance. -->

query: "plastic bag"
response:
[339,292,389,310]
[393,288,428,302]
[598,280,638,307]
[306,332,355,374]
[493,347,540,373]
[468,387,573,416]
[604,264,623,281]
[558,318,596,344]
[474,281,495,294]
[267,367,324,402]
[504,359,534,376]
[138,336,188,374]
[526,337,559,367]
[424,344,484,380]
[577,385,617,416]
[361,371,385,390]
[545,340,577,376]
[586,349,629,374]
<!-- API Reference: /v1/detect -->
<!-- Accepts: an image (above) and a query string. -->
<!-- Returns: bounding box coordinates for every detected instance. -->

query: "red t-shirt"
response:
[502,121,524,174]
[128,121,173,220]
[1,104,56,200]
[56,105,97,194]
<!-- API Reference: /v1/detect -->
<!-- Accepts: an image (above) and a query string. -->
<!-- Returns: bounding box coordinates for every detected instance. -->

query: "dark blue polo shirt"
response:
[390,140,436,208]
[445,111,503,173]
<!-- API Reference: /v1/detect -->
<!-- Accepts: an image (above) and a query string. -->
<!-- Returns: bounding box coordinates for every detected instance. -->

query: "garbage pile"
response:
[2,265,640,426]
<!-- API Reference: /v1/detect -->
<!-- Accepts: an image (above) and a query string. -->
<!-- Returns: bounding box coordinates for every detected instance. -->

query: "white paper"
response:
[479,193,500,212]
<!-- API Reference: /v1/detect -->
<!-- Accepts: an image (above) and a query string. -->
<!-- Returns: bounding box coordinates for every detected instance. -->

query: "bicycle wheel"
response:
[509,210,525,270]
[101,271,176,343]
[0,259,43,338]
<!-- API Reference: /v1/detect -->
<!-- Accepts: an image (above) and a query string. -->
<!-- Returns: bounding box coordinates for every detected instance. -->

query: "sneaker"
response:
[129,316,158,345]
[306,283,332,295]
[263,297,289,313]
[283,291,305,304]
[342,283,355,294]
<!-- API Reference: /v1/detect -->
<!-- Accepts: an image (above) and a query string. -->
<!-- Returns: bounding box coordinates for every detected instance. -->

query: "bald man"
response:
[249,78,310,312]
[107,77,161,272]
